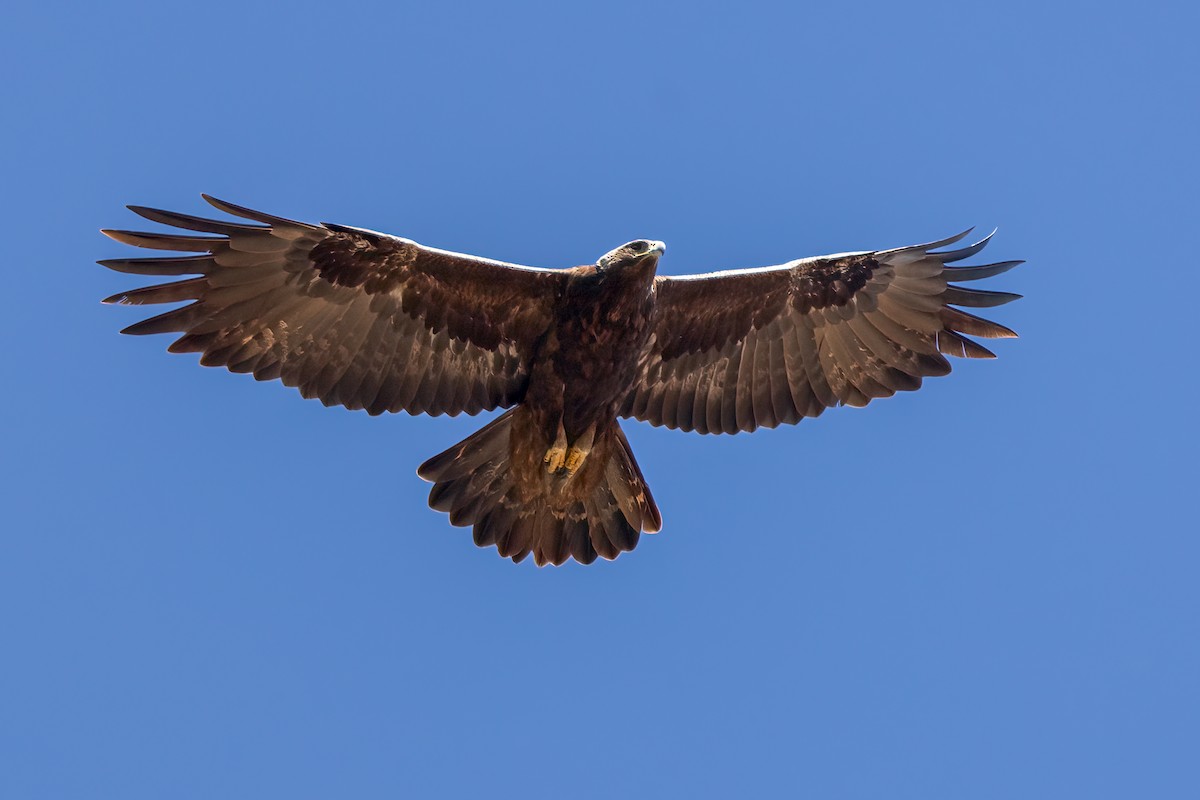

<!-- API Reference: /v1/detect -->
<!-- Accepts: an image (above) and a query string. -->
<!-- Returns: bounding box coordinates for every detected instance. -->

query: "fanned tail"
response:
[417,410,661,566]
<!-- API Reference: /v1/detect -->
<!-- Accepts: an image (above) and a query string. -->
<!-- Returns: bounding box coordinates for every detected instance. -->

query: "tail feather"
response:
[417,411,512,482]
[561,507,595,565]
[417,410,660,566]
[607,424,662,533]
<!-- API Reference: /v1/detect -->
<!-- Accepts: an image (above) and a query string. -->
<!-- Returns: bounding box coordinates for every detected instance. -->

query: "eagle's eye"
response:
[630,241,648,254]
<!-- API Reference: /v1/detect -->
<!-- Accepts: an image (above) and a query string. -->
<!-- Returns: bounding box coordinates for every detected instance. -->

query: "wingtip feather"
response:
[201,194,312,228]
[932,229,997,263]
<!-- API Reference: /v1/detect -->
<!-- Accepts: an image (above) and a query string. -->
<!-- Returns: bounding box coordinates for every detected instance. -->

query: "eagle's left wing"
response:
[101,196,564,417]
[620,231,1022,434]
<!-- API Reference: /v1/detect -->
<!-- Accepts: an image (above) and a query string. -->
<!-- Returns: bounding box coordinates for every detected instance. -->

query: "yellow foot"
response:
[564,446,588,476]
[543,445,567,474]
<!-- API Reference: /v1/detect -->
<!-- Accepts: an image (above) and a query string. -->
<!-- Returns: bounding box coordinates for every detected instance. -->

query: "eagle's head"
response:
[596,240,665,274]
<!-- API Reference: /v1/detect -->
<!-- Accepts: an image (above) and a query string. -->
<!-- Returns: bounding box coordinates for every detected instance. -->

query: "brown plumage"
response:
[101,196,1022,565]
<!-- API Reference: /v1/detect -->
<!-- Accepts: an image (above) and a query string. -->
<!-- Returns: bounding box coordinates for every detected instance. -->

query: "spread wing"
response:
[621,231,1021,434]
[100,196,564,416]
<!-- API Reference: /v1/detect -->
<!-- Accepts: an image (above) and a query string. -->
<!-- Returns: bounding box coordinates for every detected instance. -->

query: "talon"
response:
[543,445,567,474]
[564,447,587,476]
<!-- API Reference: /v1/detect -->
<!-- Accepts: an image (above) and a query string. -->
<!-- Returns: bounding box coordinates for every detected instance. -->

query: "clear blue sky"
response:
[2,1,1196,797]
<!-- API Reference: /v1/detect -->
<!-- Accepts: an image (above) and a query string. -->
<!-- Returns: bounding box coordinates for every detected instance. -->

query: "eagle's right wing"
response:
[101,196,564,417]
[622,231,1022,434]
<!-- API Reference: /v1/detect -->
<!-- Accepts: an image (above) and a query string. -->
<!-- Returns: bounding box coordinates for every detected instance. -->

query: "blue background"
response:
[3,1,1196,797]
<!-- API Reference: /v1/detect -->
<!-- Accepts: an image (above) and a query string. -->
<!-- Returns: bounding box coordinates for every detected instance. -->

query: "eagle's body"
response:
[534,255,659,439]
[101,196,1022,565]
[420,247,665,564]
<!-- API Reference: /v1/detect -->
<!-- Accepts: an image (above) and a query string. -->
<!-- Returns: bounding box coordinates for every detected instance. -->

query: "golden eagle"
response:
[101,197,1021,566]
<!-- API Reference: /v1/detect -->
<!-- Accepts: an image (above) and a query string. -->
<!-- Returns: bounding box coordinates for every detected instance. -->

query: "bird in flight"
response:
[101,196,1022,566]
